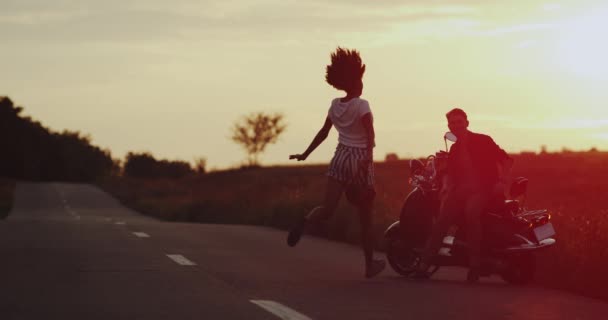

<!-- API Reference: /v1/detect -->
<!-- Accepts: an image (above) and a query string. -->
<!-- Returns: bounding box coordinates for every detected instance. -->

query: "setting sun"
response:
[553,5,608,77]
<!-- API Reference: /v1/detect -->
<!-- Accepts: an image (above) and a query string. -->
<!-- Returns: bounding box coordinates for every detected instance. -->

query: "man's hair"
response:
[446,108,467,120]
[325,47,366,91]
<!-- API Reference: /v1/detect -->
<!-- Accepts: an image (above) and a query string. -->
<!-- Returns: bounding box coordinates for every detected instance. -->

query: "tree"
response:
[124,152,158,178]
[193,157,207,174]
[231,112,286,166]
[384,153,399,162]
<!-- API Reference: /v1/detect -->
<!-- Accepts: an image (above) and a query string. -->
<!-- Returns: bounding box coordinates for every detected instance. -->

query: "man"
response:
[416,108,513,282]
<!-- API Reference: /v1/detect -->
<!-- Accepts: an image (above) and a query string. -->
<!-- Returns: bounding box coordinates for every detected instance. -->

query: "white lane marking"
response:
[251,300,312,320]
[115,221,126,225]
[166,254,196,266]
[133,232,150,238]
[63,204,80,220]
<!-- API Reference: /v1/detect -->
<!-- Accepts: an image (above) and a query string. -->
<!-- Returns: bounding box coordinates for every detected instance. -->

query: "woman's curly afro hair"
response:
[325,47,365,91]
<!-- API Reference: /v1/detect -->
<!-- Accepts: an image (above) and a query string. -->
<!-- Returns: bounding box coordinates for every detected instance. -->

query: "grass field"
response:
[101,151,608,300]
[0,178,15,219]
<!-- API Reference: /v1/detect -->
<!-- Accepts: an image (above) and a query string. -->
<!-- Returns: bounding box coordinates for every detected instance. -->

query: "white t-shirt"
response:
[327,97,373,148]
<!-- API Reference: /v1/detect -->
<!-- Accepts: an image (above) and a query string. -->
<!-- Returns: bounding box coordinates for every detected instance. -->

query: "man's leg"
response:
[464,192,487,282]
[417,191,461,273]
[287,177,344,246]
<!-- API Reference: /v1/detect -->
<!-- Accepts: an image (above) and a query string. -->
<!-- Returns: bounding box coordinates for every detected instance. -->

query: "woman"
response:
[287,47,385,278]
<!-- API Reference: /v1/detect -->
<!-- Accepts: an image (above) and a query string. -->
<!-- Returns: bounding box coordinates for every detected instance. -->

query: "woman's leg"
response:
[287,177,344,246]
[357,200,373,263]
[306,177,344,222]
[346,183,383,277]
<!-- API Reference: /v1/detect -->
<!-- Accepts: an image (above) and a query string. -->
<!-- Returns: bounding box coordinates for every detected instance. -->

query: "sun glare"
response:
[553,6,608,77]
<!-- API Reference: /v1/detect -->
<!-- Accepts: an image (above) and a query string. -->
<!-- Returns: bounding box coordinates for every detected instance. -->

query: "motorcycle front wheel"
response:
[386,236,423,276]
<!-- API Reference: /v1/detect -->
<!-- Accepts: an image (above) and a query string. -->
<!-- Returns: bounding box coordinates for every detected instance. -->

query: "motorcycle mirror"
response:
[444,132,457,152]
[444,132,457,142]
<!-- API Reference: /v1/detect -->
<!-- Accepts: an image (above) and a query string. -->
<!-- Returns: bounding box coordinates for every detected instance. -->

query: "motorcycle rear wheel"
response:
[501,253,535,285]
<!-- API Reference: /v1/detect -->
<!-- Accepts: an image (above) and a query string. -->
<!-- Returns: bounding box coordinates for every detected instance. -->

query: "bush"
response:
[124,152,194,179]
[0,179,15,219]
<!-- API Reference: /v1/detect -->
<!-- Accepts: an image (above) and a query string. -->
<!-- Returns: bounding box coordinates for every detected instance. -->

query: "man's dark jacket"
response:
[447,131,511,190]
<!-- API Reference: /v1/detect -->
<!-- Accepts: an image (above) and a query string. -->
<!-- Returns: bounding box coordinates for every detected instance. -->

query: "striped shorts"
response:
[327,143,375,189]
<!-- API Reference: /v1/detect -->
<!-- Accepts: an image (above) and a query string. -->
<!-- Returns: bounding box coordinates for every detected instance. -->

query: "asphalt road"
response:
[1,182,607,320]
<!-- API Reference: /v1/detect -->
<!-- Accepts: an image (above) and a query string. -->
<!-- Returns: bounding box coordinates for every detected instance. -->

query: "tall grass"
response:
[101,151,608,300]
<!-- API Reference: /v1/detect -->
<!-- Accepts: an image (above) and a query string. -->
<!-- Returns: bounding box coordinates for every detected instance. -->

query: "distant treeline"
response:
[0,96,116,181]
[0,96,199,181]
[124,152,194,179]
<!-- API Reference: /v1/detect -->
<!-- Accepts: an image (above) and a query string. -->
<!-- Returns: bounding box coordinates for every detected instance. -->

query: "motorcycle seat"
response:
[486,199,520,218]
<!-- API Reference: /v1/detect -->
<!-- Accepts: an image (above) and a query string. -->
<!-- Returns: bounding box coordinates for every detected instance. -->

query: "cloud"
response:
[0,0,486,45]
[0,10,89,25]
[505,118,608,130]
[542,3,563,11]
[593,133,608,140]
[478,23,556,36]
[515,39,538,49]
[542,119,608,130]
[0,0,570,53]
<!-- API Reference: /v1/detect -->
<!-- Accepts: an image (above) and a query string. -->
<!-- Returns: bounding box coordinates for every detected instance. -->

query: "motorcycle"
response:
[384,132,556,284]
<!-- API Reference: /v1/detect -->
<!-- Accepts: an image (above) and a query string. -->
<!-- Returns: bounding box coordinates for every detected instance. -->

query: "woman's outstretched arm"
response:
[290,117,333,161]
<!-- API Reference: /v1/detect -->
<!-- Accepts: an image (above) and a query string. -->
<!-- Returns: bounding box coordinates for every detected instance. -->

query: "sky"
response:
[1,0,607,169]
